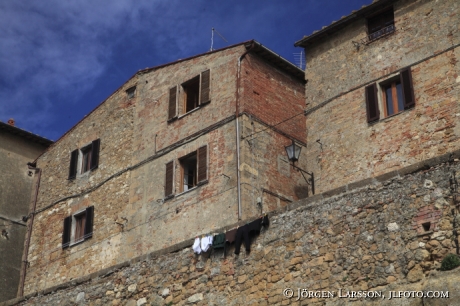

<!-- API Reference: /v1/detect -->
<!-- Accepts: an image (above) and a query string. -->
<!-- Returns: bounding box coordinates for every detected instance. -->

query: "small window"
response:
[180,152,198,192]
[62,206,94,249]
[381,78,404,117]
[367,9,395,42]
[168,70,210,120]
[126,86,136,99]
[164,146,208,197]
[365,68,415,123]
[81,144,92,174]
[68,139,100,180]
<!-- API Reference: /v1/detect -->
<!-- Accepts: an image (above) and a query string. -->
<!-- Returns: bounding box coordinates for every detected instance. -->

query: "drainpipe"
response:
[235,42,255,220]
[17,163,41,297]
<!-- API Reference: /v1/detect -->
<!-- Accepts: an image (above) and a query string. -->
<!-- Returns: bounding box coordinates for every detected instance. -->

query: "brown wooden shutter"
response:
[90,139,100,170]
[400,68,415,109]
[68,149,78,180]
[199,70,210,105]
[365,83,380,123]
[62,216,71,249]
[168,86,177,120]
[165,161,174,197]
[197,145,207,183]
[84,206,94,239]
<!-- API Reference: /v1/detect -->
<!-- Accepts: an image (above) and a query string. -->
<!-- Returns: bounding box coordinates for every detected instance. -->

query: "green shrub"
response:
[440,253,460,271]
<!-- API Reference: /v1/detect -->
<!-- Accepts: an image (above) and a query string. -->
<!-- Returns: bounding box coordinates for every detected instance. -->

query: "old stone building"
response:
[18,40,307,296]
[295,0,460,194]
[0,120,52,302]
[4,0,460,304]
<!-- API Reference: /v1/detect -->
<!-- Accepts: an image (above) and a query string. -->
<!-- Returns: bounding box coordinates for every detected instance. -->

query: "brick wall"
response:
[22,44,307,296]
[303,0,460,194]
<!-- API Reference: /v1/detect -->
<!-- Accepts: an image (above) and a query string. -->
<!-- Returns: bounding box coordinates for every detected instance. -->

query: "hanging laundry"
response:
[193,237,201,254]
[201,235,213,252]
[234,215,270,255]
[212,233,226,249]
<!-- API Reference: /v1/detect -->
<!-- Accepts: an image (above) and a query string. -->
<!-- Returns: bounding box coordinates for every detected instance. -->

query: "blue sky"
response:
[0,0,371,141]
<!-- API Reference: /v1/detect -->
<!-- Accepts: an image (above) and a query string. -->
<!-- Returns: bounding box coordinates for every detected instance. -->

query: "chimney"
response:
[7,118,15,126]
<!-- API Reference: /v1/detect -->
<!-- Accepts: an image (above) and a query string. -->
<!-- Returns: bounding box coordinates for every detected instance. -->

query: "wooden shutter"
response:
[62,216,71,249]
[199,70,211,105]
[168,86,177,120]
[165,161,174,197]
[68,149,78,180]
[400,68,415,109]
[90,139,100,170]
[84,206,94,239]
[365,83,380,123]
[197,146,207,183]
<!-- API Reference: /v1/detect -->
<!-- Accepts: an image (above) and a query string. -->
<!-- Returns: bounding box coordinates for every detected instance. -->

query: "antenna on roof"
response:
[293,51,305,70]
[210,28,228,51]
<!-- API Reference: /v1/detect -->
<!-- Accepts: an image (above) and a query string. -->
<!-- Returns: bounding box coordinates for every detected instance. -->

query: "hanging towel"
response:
[193,237,201,254]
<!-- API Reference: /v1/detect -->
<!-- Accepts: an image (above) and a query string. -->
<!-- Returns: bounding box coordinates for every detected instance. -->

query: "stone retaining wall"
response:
[4,150,460,306]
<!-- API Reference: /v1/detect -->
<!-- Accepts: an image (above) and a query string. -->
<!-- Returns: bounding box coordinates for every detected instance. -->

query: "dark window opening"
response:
[367,9,395,41]
[126,86,136,99]
[62,206,94,249]
[183,76,200,113]
[81,145,92,174]
[422,222,431,232]
[180,152,197,192]
[74,212,86,242]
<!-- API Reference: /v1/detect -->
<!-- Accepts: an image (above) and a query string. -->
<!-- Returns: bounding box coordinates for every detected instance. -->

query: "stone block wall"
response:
[21,43,307,297]
[23,78,136,295]
[5,151,460,306]
[303,0,460,194]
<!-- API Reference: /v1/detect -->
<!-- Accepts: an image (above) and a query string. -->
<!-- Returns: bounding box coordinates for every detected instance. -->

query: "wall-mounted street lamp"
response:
[285,140,315,196]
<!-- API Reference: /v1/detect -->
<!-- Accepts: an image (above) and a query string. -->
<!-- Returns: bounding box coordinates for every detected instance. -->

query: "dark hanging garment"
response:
[212,233,226,249]
[225,228,237,243]
[234,224,250,255]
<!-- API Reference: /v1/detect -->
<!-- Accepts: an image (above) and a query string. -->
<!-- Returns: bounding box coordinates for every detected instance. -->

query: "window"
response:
[62,206,94,249]
[164,145,208,197]
[126,86,136,99]
[367,9,395,42]
[68,139,100,180]
[180,152,198,192]
[168,70,211,120]
[365,68,415,123]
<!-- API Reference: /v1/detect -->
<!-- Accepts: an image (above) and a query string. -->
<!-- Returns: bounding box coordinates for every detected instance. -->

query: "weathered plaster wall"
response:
[0,131,49,302]
[303,0,460,194]
[5,151,460,306]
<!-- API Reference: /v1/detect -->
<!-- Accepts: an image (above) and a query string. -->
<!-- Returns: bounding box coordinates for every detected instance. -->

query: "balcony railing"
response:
[361,24,396,44]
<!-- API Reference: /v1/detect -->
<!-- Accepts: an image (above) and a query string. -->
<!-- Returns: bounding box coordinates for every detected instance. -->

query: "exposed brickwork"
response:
[21,43,306,296]
[301,0,460,194]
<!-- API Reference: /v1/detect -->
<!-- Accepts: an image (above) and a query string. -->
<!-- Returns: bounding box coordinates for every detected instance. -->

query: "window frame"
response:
[365,68,415,123]
[164,145,208,198]
[366,8,395,43]
[68,139,100,180]
[126,86,136,99]
[62,206,94,249]
[168,69,211,121]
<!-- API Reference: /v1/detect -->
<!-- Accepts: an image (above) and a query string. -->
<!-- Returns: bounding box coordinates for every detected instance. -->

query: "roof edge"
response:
[0,121,53,147]
[294,0,396,47]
